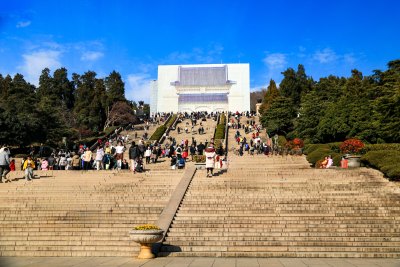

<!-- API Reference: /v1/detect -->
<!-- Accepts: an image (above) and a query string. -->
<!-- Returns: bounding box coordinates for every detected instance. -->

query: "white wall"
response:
[150,80,158,116]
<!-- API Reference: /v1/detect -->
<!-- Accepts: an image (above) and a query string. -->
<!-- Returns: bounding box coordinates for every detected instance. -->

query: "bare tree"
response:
[104,101,138,130]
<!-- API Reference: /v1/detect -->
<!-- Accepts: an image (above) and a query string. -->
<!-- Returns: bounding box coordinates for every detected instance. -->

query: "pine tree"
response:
[259,79,279,114]
[105,70,125,108]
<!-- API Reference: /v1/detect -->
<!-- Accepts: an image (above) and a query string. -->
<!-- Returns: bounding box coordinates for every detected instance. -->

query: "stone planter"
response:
[129,229,164,259]
[194,163,206,170]
[346,155,361,168]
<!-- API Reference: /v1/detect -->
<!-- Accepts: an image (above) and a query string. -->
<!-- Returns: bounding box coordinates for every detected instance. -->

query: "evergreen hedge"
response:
[361,150,400,181]
[214,124,225,140]
[149,125,166,141]
[364,143,400,152]
[149,114,177,141]
[213,113,226,140]
[304,143,341,167]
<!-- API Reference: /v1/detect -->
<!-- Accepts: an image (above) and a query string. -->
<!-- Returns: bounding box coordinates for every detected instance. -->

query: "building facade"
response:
[150,63,250,114]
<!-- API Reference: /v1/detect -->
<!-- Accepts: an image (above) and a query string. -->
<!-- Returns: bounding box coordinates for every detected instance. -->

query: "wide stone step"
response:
[165,236,400,242]
[159,245,400,253]
[157,251,400,258]
[162,240,400,247]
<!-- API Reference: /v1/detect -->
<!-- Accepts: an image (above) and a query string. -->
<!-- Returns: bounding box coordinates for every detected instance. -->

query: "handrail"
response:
[154,166,197,255]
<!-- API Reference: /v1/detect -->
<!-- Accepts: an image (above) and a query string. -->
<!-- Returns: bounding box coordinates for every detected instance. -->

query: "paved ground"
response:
[0,257,399,267]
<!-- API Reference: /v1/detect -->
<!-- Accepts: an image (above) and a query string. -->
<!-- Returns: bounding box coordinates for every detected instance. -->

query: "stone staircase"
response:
[159,115,400,258]
[0,169,183,257]
[167,118,217,146]
[2,115,400,258]
[159,155,400,257]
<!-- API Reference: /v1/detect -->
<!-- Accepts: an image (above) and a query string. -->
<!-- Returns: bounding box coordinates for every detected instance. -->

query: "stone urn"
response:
[346,155,361,168]
[129,229,164,259]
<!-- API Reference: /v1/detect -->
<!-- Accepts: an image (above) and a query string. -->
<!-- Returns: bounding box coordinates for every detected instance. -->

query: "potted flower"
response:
[340,138,365,168]
[193,155,206,169]
[129,224,164,259]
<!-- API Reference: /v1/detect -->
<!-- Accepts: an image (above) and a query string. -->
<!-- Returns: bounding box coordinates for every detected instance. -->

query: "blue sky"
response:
[1,0,399,103]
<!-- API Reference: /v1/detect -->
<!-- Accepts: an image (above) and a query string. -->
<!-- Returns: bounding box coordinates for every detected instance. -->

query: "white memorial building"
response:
[150,63,250,114]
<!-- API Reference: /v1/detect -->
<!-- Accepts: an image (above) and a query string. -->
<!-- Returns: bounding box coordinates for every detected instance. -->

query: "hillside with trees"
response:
[0,68,140,147]
[259,59,400,144]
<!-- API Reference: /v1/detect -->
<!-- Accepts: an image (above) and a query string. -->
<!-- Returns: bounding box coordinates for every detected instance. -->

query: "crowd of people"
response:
[230,112,274,157]
[0,111,235,182]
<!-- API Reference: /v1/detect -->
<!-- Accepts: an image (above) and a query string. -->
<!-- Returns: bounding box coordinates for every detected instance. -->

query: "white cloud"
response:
[166,44,224,64]
[16,21,31,28]
[263,53,287,70]
[126,73,153,103]
[343,53,356,65]
[313,48,338,63]
[19,50,62,86]
[80,51,104,61]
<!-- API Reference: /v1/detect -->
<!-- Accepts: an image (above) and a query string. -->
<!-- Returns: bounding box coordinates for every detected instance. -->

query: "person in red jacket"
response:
[9,159,15,171]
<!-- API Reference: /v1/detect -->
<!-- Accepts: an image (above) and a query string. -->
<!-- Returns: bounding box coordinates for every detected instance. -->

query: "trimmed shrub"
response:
[361,150,400,181]
[328,142,342,153]
[165,114,177,128]
[149,114,177,141]
[149,125,166,141]
[303,144,329,155]
[364,143,400,152]
[213,113,227,141]
[277,136,287,147]
[306,148,332,167]
[331,153,342,167]
[214,124,225,140]
[219,113,226,125]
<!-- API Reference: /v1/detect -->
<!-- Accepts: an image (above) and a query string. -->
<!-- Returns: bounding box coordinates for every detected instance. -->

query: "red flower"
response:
[340,138,364,154]
[293,138,304,148]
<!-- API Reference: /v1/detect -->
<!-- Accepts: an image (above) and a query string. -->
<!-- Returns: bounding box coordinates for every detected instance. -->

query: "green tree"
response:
[105,70,125,107]
[53,68,74,109]
[296,76,345,142]
[373,60,400,142]
[259,79,279,114]
[280,64,313,108]
[73,71,98,133]
[261,96,296,135]
[0,74,41,145]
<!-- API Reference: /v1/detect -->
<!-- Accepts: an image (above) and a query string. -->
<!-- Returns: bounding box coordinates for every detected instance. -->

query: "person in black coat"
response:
[129,142,139,172]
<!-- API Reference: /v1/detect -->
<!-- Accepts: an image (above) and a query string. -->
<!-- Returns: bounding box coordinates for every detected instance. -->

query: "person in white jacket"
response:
[95,147,105,170]
[204,144,216,177]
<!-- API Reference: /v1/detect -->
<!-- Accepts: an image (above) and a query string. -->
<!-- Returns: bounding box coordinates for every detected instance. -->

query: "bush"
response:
[340,138,364,154]
[303,144,329,155]
[364,143,400,152]
[361,150,400,181]
[277,136,287,147]
[219,113,226,125]
[331,153,342,167]
[327,142,342,153]
[214,124,225,140]
[149,114,177,141]
[150,125,167,141]
[103,126,119,136]
[306,148,332,167]
[165,114,177,128]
